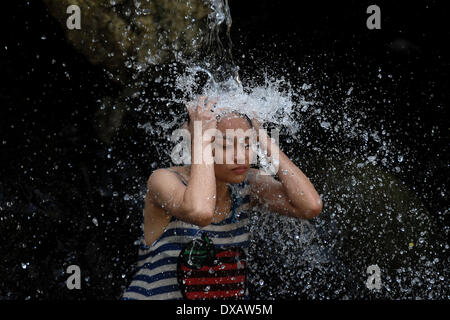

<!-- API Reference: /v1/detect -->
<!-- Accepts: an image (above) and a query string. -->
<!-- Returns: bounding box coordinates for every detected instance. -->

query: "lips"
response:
[232,166,248,174]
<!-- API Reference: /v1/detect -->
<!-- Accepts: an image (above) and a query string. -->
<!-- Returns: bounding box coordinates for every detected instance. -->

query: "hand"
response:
[250,114,264,144]
[186,97,219,165]
[250,115,276,157]
[251,117,262,132]
[186,96,218,135]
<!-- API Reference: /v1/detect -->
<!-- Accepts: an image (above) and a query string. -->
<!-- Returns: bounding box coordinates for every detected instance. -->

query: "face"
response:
[213,113,255,184]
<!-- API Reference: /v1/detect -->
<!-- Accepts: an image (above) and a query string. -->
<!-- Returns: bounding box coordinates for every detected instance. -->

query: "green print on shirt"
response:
[177,232,247,300]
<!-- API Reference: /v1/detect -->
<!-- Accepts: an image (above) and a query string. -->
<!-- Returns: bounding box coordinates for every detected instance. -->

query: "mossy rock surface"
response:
[42,0,210,83]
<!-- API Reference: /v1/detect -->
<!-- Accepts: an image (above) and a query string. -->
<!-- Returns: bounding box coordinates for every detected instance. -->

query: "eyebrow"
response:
[222,136,250,141]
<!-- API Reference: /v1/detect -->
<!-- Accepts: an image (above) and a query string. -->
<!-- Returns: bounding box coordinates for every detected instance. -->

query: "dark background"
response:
[0,0,448,299]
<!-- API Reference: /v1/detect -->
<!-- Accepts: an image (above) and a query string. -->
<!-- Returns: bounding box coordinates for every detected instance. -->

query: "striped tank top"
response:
[121,170,251,300]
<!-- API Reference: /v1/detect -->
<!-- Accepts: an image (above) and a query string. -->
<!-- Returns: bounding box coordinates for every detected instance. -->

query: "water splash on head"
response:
[173,66,304,134]
[132,0,448,300]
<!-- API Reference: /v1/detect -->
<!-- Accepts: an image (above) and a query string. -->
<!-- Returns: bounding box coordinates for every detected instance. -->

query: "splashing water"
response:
[3,0,447,300]
[128,0,448,300]
[173,66,302,133]
[170,1,302,131]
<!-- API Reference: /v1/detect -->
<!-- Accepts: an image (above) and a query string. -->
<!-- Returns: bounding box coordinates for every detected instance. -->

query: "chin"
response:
[216,172,245,184]
[227,172,248,184]
[216,163,251,183]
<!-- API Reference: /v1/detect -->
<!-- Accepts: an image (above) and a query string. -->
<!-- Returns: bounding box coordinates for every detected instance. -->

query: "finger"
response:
[212,106,227,117]
[186,101,195,115]
[205,97,218,111]
[197,96,206,110]
[250,111,261,122]
[251,117,261,128]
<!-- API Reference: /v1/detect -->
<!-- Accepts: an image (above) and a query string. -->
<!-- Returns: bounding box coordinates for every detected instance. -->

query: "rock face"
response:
[42,0,210,83]
[42,0,213,144]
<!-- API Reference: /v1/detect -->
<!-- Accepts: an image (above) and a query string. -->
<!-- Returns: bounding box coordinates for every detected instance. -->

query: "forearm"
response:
[261,131,322,215]
[276,148,322,214]
[183,139,216,224]
[185,164,216,212]
[181,96,220,226]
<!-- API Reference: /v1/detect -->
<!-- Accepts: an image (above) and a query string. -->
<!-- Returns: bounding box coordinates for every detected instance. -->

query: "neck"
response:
[215,178,229,200]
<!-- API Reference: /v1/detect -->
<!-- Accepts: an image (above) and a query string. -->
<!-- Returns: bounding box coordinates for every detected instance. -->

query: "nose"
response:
[234,142,247,165]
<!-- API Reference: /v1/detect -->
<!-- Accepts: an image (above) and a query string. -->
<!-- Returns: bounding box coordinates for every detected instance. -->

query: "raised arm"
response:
[147,96,218,227]
[248,121,323,219]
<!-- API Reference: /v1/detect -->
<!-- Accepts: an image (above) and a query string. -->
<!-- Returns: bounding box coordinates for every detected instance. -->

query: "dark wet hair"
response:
[187,111,253,127]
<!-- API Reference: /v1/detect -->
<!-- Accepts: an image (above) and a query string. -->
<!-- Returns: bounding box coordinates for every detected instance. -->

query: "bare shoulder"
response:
[144,166,190,224]
[144,167,190,246]
[166,165,191,180]
[146,166,190,188]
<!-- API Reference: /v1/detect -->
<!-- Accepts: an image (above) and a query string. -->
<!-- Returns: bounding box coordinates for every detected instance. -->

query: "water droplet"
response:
[320,121,331,129]
[347,87,353,95]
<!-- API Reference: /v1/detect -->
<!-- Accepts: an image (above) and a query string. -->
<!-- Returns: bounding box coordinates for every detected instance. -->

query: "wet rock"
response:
[42,0,211,84]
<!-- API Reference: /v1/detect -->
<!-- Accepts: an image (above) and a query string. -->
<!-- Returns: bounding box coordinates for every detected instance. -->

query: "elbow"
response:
[302,197,323,219]
[189,208,214,227]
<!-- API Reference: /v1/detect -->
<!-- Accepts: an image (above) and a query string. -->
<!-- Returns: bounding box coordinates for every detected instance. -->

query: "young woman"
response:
[122,96,322,300]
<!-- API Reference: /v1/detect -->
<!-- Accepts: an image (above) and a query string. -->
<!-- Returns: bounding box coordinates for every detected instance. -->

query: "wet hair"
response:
[187,111,253,127]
